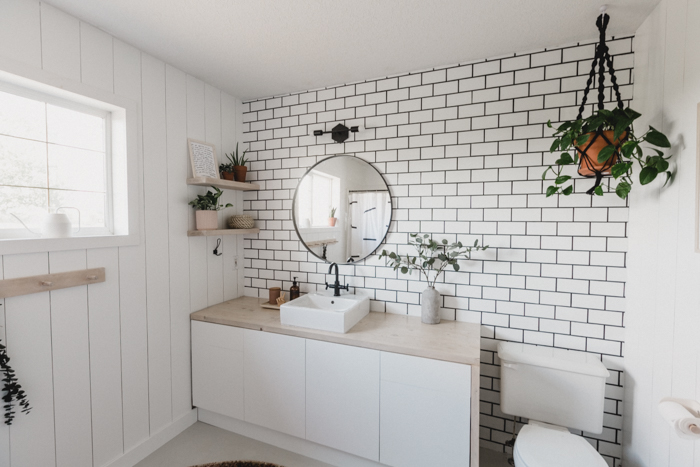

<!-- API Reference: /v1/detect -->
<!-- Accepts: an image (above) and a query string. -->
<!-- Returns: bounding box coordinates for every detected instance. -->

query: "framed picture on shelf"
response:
[188,139,219,179]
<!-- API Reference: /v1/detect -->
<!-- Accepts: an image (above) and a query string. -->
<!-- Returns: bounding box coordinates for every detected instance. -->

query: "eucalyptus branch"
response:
[1,339,31,425]
[378,234,488,288]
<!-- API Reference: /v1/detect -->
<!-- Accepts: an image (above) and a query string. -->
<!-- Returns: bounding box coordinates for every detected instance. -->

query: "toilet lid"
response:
[514,423,608,467]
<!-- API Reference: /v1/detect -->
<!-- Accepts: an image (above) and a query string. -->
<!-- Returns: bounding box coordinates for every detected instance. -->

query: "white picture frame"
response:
[188,138,220,179]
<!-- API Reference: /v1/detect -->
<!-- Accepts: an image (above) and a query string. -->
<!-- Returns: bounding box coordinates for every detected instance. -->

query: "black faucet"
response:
[325,263,349,297]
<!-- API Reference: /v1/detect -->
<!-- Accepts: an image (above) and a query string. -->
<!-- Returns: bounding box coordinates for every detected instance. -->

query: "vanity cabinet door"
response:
[379,351,471,467]
[191,320,245,420]
[243,329,306,438]
[306,339,380,461]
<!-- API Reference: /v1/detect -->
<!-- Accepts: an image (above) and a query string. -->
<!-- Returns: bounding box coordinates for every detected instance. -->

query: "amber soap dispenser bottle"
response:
[290,277,300,300]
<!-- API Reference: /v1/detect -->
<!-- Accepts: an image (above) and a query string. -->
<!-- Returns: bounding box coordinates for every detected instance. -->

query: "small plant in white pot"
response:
[379,234,488,324]
[329,207,337,227]
[188,187,232,230]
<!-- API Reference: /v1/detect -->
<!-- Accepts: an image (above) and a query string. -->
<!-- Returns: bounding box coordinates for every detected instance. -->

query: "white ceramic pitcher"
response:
[11,207,81,238]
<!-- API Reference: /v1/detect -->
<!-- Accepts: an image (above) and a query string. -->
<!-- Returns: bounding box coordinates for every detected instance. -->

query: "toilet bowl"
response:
[512,421,607,467]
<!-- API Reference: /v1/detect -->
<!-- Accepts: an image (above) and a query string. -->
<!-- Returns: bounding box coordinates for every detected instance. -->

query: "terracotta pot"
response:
[221,171,235,181]
[233,166,247,182]
[576,130,626,177]
[195,210,218,230]
[328,217,337,227]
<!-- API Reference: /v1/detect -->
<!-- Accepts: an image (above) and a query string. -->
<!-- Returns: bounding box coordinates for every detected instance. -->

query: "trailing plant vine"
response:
[378,234,488,287]
[1,339,31,425]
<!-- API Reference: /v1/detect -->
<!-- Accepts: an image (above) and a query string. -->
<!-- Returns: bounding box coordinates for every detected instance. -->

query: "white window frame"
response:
[0,56,141,255]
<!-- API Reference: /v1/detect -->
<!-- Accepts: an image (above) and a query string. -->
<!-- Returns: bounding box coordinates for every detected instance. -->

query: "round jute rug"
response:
[191,462,282,467]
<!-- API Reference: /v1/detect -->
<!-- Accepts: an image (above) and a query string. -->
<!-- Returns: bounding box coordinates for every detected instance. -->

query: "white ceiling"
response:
[45,0,658,101]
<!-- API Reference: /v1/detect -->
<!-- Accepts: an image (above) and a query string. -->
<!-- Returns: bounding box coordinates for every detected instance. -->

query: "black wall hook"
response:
[213,238,222,256]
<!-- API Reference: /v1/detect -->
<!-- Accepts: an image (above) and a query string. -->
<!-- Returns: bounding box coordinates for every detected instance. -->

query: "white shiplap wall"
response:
[241,38,634,466]
[625,1,700,466]
[0,1,245,466]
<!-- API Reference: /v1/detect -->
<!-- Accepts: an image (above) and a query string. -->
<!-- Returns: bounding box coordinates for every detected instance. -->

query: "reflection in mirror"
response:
[293,155,392,264]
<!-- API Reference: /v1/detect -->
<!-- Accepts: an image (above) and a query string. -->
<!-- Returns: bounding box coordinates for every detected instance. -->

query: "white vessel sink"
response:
[280,292,370,333]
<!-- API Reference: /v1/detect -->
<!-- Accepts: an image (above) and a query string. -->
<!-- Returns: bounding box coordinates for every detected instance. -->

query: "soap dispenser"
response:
[290,277,300,300]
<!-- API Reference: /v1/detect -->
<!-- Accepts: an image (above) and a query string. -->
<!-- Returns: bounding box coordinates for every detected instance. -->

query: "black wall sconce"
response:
[313,123,359,143]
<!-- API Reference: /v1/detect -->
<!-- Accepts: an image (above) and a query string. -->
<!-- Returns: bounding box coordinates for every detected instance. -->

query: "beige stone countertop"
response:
[190,296,481,366]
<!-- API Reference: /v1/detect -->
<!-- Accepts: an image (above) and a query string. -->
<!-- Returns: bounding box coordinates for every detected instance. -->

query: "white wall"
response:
[0,1,245,466]
[241,37,634,465]
[625,0,700,466]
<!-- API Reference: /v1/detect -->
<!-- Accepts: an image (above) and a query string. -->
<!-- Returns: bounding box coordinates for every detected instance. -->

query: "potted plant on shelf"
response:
[224,142,249,182]
[328,207,337,227]
[543,107,672,199]
[188,186,232,230]
[379,234,488,324]
[219,161,235,181]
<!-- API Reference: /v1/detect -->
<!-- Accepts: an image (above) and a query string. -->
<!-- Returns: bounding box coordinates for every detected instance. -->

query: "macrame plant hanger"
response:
[575,8,626,194]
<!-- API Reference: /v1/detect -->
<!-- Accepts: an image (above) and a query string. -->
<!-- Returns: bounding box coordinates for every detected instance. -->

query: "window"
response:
[296,170,340,228]
[0,84,112,238]
[0,61,140,255]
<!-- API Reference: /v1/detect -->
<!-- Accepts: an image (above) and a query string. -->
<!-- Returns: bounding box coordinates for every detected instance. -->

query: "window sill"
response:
[0,232,140,256]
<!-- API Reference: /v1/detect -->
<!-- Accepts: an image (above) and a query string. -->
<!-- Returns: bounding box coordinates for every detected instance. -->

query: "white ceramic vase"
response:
[421,286,441,324]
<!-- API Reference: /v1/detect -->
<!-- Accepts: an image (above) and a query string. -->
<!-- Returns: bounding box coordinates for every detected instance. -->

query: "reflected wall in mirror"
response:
[293,155,392,264]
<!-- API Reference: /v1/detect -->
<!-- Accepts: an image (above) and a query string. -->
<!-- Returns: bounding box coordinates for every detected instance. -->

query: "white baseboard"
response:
[198,409,383,467]
[105,409,198,467]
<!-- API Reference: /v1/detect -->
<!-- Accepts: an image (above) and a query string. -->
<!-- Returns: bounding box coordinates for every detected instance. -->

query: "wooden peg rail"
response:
[0,268,106,299]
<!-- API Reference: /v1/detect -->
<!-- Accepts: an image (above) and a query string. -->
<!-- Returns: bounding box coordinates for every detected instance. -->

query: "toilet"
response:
[497,342,610,467]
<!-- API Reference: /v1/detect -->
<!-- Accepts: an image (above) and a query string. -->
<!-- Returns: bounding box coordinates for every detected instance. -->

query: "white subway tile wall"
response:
[241,37,633,466]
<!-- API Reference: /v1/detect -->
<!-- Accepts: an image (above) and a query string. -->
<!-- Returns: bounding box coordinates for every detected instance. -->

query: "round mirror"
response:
[293,155,392,264]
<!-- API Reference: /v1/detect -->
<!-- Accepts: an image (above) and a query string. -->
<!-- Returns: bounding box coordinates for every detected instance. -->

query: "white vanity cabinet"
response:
[379,351,471,467]
[191,297,480,467]
[243,329,306,438]
[305,339,381,461]
[191,320,245,420]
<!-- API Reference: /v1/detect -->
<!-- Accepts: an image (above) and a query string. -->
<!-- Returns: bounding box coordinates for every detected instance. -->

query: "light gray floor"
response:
[135,421,511,467]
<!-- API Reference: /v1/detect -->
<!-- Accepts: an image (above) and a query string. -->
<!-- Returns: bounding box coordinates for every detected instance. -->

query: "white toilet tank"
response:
[498,342,610,434]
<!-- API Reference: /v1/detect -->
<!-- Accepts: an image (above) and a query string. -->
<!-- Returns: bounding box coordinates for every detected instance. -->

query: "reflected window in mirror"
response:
[296,170,340,228]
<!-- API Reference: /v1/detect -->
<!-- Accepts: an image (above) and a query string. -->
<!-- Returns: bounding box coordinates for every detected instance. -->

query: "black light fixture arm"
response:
[313,123,359,143]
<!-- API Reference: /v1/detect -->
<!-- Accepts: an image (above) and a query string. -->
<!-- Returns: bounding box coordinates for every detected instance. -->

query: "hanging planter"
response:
[543,11,672,199]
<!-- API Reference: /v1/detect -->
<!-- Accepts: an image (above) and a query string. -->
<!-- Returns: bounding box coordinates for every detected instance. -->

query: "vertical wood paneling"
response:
[113,38,151,451]
[39,2,80,80]
[186,75,208,313]
[79,22,114,92]
[48,250,92,467]
[221,93,239,300]
[0,257,8,467]
[204,85,224,306]
[142,53,173,433]
[87,248,123,466]
[114,40,150,451]
[165,64,192,419]
[0,0,41,67]
[3,253,55,467]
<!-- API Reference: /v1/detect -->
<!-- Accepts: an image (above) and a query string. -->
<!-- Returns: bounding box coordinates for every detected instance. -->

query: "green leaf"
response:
[442,239,448,244]
[664,171,672,187]
[542,168,550,180]
[562,185,573,196]
[576,133,590,147]
[549,139,560,153]
[559,153,574,165]
[546,185,558,197]
[401,266,408,274]
[613,120,631,142]
[624,108,642,120]
[473,240,478,247]
[615,181,632,199]
[555,175,571,185]
[620,141,637,159]
[655,159,669,172]
[597,144,617,163]
[560,134,572,150]
[645,127,671,148]
[640,166,658,185]
[594,186,604,196]
[611,162,632,179]
[453,264,460,272]
[389,252,396,259]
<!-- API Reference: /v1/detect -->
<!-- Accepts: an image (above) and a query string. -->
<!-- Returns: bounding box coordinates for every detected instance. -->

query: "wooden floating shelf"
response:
[305,238,338,247]
[187,177,260,191]
[187,228,260,237]
[0,267,106,299]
